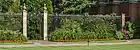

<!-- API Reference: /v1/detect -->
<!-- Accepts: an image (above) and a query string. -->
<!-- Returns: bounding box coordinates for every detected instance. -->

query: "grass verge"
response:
[0,44,140,50]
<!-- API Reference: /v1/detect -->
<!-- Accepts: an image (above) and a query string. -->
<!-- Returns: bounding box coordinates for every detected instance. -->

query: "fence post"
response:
[122,13,125,28]
[23,3,27,38]
[43,4,48,40]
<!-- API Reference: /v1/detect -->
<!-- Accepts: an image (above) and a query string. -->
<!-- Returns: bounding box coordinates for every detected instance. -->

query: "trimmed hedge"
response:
[0,14,22,31]
[0,30,27,42]
[133,20,140,38]
[49,15,121,41]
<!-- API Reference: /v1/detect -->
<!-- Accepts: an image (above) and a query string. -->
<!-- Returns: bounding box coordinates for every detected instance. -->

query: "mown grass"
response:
[0,44,140,50]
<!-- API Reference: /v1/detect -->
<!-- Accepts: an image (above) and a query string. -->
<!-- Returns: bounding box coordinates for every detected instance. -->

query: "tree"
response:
[20,0,53,40]
[21,0,53,13]
[0,0,53,40]
[9,0,21,13]
[0,0,13,13]
[60,0,97,14]
[0,0,53,13]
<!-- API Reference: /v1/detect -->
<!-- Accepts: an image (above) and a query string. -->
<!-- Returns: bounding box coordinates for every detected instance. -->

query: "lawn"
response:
[0,44,140,50]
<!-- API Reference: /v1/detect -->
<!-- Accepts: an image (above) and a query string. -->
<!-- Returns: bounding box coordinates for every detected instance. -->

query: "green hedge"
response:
[0,30,27,42]
[133,20,140,38]
[49,15,121,41]
[0,14,22,31]
[27,12,42,40]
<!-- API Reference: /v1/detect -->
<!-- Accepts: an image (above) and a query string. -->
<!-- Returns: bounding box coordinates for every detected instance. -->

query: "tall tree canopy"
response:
[60,0,97,14]
[22,0,53,13]
[9,0,21,13]
[0,0,96,14]
[0,0,53,13]
[0,0,13,13]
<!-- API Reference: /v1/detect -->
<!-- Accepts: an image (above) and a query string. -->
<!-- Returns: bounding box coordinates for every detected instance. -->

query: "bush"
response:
[126,21,136,39]
[0,14,22,31]
[49,15,119,41]
[0,30,27,42]
[115,21,136,40]
[28,12,43,40]
[116,31,123,40]
[49,19,83,41]
[133,20,140,39]
[81,15,117,39]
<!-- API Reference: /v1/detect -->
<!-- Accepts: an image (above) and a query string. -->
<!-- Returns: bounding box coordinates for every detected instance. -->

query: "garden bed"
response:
[0,41,33,45]
[50,39,127,43]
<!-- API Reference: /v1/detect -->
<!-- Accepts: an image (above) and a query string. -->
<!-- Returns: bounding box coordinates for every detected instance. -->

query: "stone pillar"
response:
[43,4,48,40]
[23,3,27,38]
[122,13,125,28]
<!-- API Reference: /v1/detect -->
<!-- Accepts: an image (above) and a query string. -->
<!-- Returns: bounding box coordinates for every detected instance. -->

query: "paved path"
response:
[0,39,140,47]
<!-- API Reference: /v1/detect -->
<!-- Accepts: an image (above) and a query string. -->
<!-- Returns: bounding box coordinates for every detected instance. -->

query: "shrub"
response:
[115,31,123,40]
[0,30,27,42]
[126,21,136,39]
[49,18,83,41]
[49,15,119,41]
[28,12,43,40]
[81,15,117,39]
[0,14,22,31]
[133,20,140,39]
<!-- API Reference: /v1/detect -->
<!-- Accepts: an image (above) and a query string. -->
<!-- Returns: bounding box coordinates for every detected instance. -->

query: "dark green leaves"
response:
[0,0,53,13]
[60,0,97,14]
[49,15,120,41]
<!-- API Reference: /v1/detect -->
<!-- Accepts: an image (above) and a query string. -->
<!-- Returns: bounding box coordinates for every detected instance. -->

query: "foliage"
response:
[116,31,123,40]
[0,0,13,12]
[0,13,22,31]
[49,18,83,41]
[0,0,53,40]
[60,0,97,14]
[0,0,53,13]
[49,15,119,41]
[133,20,140,38]
[27,12,53,40]
[24,0,53,40]
[126,21,136,39]
[0,30,27,42]
[0,0,21,13]
[115,21,136,39]
[21,0,53,13]
[19,0,53,40]
[27,12,43,40]
[8,0,21,13]
[81,15,117,39]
